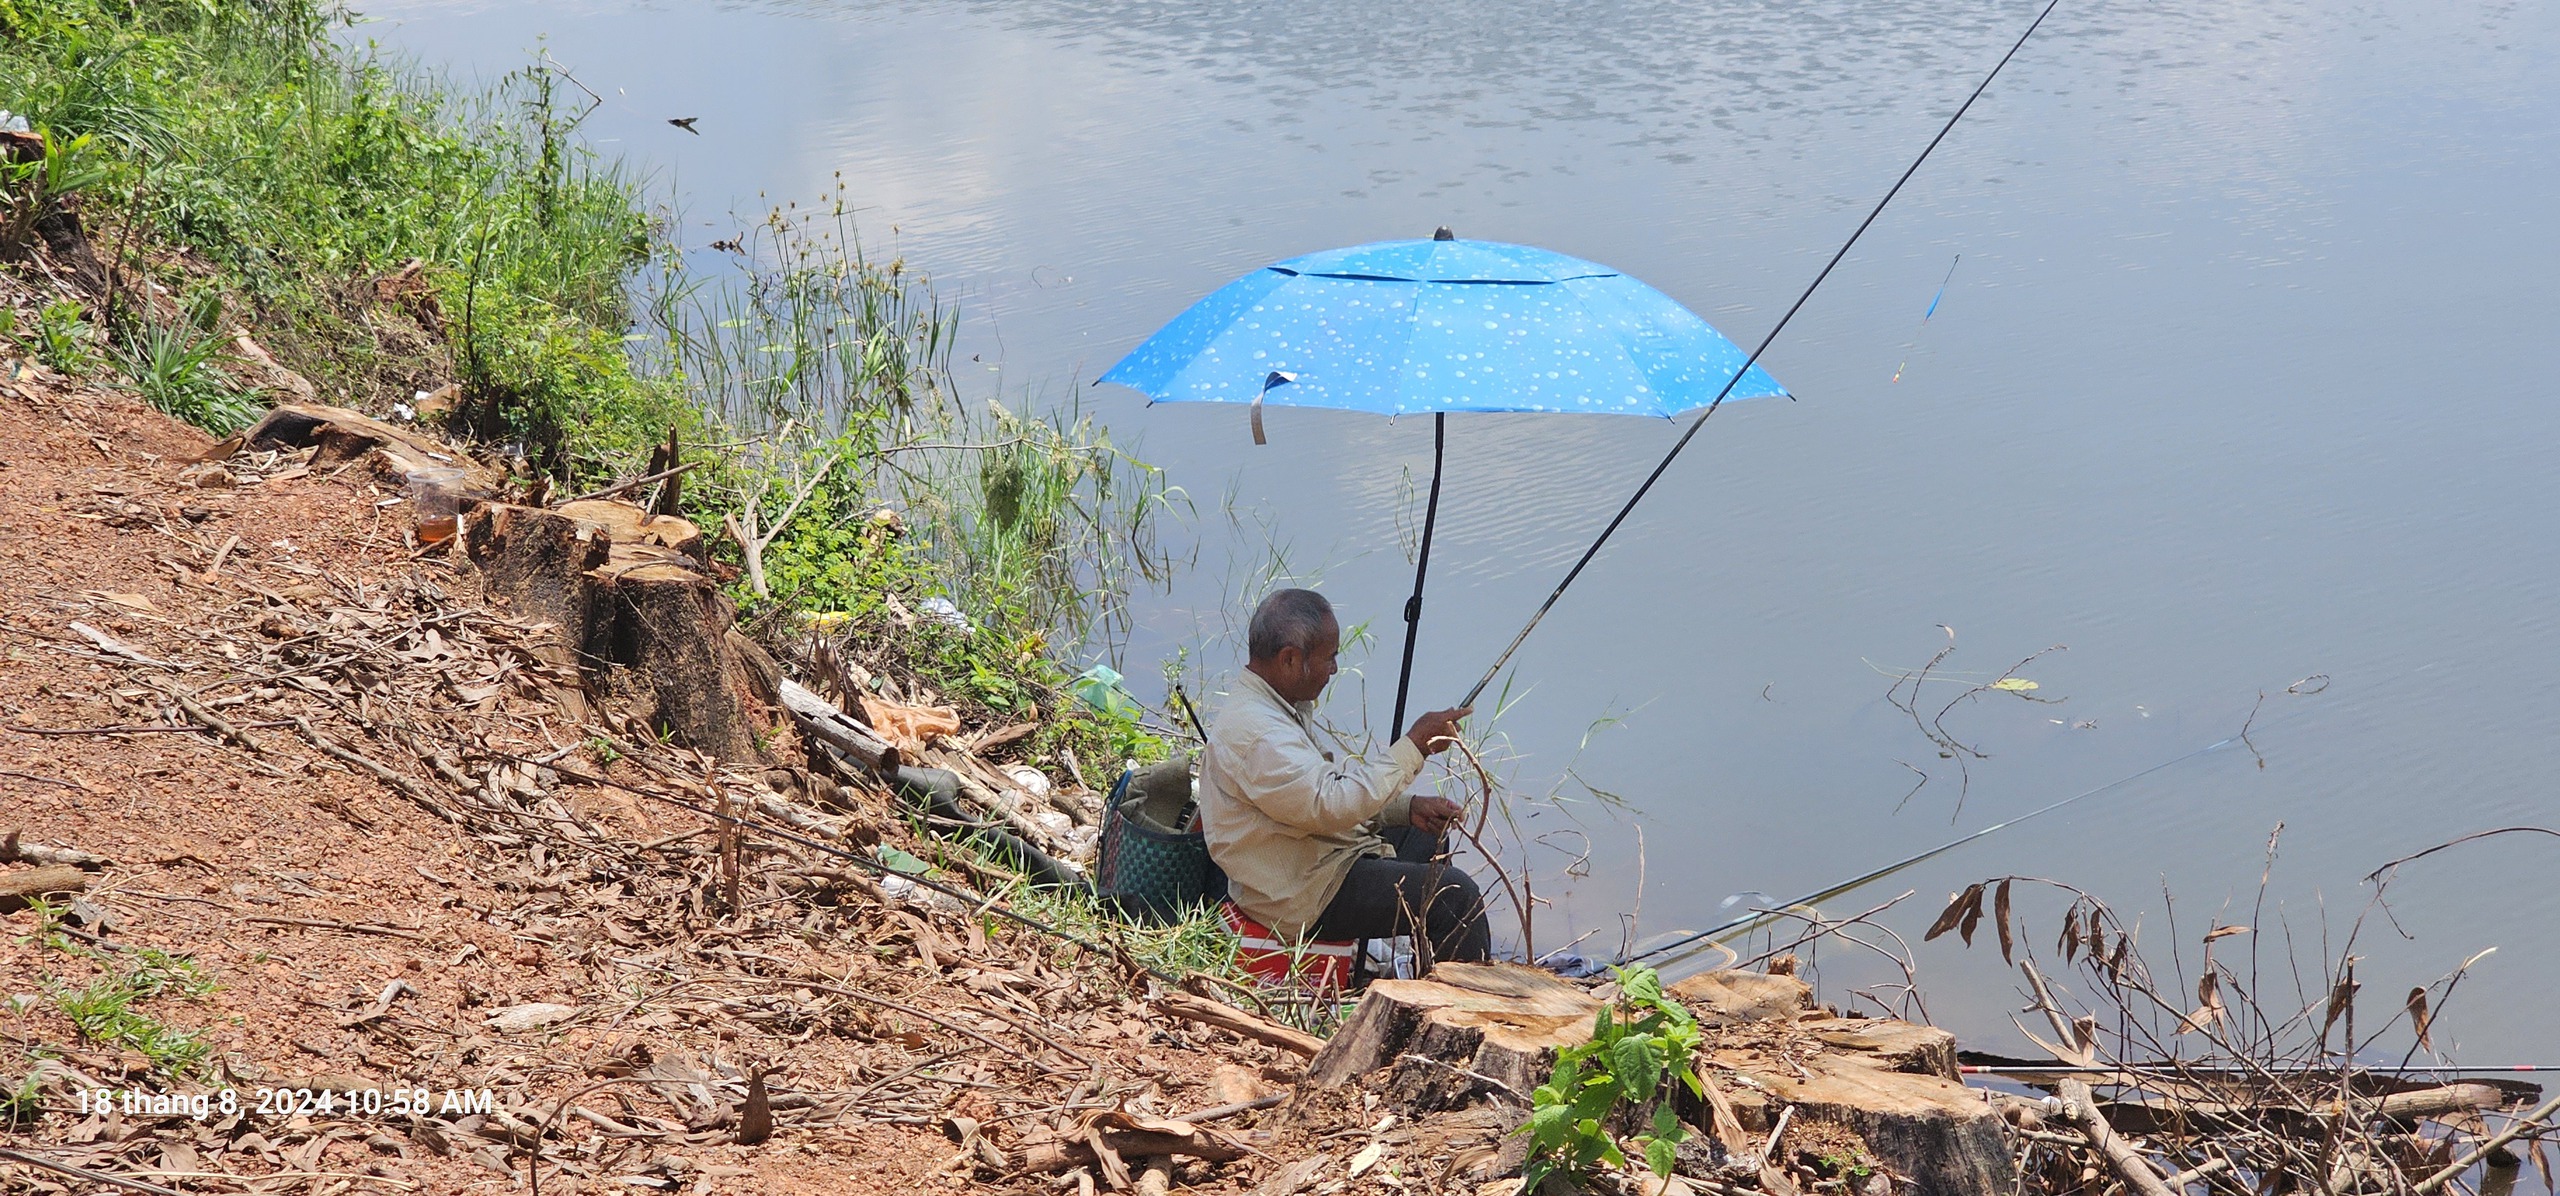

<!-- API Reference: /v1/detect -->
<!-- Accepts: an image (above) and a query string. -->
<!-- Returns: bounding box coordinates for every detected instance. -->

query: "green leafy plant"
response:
[0,127,113,256]
[27,299,94,374]
[115,318,258,433]
[1520,965,1705,1189]
[0,1070,40,1128]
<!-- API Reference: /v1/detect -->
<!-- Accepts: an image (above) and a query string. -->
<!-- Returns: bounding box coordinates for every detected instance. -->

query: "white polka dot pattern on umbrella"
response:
[1100,237,1786,417]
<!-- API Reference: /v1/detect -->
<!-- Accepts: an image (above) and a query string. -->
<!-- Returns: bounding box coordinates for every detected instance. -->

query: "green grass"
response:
[0,1070,39,1127]
[3,0,1200,975]
[998,879,1243,986]
[25,298,96,374]
[1,0,689,470]
[115,317,259,432]
[46,947,217,1077]
[652,196,1183,757]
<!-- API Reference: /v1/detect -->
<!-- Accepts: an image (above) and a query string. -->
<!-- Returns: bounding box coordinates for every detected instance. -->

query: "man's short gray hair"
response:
[1249,588,1335,662]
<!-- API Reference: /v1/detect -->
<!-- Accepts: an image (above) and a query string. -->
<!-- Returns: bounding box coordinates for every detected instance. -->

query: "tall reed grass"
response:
[635,185,1182,712]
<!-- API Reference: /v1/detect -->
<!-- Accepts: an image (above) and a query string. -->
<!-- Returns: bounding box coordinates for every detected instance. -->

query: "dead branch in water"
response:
[1929,848,2548,1195]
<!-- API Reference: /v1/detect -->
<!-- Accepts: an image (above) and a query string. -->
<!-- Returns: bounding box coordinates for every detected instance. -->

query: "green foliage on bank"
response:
[0,0,690,459]
[0,0,1176,767]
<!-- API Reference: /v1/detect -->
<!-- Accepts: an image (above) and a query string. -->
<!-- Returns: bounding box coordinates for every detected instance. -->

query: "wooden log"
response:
[0,865,90,907]
[2099,1079,2517,1140]
[0,833,111,870]
[779,680,901,773]
[1154,991,1326,1057]
[1012,1118,1247,1173]
[2366,1082,2507,1121]
[237,403,492,488]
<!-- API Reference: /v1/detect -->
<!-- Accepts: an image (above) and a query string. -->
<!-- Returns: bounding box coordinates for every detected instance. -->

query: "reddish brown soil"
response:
[0,371,1343,1195]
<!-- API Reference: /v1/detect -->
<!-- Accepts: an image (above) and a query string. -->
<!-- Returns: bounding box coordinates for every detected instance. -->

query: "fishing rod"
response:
[1960,1064,2560,1076]
[1458,0,2064,711]
[1621,718,2258,970]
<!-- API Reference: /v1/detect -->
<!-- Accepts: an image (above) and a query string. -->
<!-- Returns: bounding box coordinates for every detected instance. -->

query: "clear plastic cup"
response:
[407,467,467,545]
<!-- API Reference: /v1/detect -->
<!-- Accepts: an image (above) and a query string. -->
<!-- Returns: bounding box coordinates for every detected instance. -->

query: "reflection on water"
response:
[356,0,2560,1056]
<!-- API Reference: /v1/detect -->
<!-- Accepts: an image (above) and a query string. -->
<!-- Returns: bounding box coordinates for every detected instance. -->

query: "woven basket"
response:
[1096,756,1223,923]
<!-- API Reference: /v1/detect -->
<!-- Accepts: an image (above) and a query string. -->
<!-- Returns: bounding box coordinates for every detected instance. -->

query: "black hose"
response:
[889,765,1090,892]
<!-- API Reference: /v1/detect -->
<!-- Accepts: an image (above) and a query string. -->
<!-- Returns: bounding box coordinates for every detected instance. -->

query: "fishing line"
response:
[1892,254,1963,384]
[1460,0,2064,710]
[1619,694,2322,971]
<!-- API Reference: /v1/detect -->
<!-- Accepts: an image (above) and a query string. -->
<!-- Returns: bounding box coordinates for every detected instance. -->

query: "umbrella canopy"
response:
[1103,235,1786,734]
[1099,238,1787,416]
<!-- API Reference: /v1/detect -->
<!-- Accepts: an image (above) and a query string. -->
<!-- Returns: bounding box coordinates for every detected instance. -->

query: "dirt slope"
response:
[0,371,1331,1195]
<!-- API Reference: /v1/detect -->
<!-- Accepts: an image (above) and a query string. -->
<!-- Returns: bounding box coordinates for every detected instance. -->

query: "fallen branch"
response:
[68,620,185,669]
[2413,1091,2560,1195]
[723,455,837,597]
[243,915,426,941]
[1171,1093,1288,1124]
[1154,991,1324,1057]
[2057,1078,2177,1196]
[0,1148,189,1196]
[290,716,454,822]
[0,831,111,869]
[171,689,268,753]
[560,460,700,505]
[0,864,90,906]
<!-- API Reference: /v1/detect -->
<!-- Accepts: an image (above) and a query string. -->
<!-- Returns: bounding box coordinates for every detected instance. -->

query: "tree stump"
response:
[590,556,770,763]
[458,500,784,766]
[1300,965,2020,1196]
[459,504,606,723]
[1302,962,1598,1112]
[556,499,707,566]
[217,407,789,768]
[1666,971,2013,1196]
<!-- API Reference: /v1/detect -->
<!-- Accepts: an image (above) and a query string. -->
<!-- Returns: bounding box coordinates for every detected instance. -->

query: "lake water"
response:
[355,0,2560,1063]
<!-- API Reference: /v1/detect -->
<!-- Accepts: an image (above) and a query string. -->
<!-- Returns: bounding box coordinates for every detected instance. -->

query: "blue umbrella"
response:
[1101,231,1787,732]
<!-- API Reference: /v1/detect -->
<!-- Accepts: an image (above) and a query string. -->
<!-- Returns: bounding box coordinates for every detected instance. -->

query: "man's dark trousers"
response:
[1309,825,1493,962]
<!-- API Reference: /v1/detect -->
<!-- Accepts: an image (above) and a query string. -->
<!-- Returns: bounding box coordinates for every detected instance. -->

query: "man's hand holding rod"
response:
[1406,706,1471,757]
[1403,707,1471,836]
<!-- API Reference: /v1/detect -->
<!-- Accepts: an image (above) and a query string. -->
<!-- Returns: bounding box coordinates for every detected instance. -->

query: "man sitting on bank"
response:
[1200,588,1491,963]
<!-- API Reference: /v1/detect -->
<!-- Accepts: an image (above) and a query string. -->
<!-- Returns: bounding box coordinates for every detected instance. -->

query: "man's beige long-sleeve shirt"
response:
[1199,671,1426,939]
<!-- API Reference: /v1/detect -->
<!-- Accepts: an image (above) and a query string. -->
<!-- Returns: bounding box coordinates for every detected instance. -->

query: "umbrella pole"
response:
[1391,412,1447,737]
